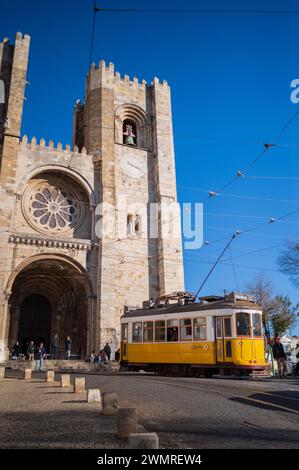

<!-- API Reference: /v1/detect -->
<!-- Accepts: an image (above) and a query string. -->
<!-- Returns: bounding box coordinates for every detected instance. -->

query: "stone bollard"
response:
[46,370,55,383]
[0,367,5,379]
[102,392,118,415]
[24,368,32,380]
[74,377,86,393]
[60,374,71,388]
[129,433,159,449]
[117,408,137,438]
[87,388,102,406]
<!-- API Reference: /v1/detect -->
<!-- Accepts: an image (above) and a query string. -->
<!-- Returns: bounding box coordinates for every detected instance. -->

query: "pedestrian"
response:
[104,342,111,361]
[50,334,59,359]
[115,348,120,362]
[27,340,35,361]
[89,350,96,363]
[65,336,71,360]
[36,342,46,372]
[12,340,20,359]
[272,335,287,378]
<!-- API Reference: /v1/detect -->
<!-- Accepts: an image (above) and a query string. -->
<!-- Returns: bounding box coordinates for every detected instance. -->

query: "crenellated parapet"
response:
[19,135,90,156]
[88,59,170,91]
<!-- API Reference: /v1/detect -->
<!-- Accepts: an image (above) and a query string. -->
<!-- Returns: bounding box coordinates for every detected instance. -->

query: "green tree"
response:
[269,295,299,337]
[246,274,298,340]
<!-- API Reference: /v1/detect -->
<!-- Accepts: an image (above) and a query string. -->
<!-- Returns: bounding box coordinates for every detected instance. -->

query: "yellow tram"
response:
[120,292,267,376]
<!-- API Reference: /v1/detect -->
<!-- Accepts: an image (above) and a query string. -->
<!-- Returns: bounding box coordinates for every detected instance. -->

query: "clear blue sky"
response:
[2,0,299,333]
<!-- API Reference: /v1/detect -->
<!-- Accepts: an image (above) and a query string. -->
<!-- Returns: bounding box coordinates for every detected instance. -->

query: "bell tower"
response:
[0,32,30,359]
[73,61,185,349]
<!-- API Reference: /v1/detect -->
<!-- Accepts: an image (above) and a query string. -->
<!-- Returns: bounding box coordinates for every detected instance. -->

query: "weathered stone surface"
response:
[87,388,102,405]
[46,370,55,383]
[23,368,32,380]
[129,433,159,449]
[60,374,71,388]
[102,392,118,415]
[0,34,184,363]
[117,408,137,438]
[74,377,85,394]
[0,367,5,379]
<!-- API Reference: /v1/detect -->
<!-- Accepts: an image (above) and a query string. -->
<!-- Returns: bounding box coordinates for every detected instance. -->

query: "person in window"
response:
[167,327,178,342]
[272,335,287,378]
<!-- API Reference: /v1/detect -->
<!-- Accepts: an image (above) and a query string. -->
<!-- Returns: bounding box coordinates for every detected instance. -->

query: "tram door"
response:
[121,323,128,361]
[215,317,233,363]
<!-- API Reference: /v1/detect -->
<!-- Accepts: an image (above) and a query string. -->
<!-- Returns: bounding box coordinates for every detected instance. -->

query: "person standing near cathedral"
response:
[51,334,59,359]
[104,343,111,361]
[65,336,71,360]
[36,342,46,372]
[27,340,35,361]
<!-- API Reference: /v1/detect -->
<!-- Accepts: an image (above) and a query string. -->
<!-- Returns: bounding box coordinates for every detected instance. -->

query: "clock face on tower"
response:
[121,152,146,179]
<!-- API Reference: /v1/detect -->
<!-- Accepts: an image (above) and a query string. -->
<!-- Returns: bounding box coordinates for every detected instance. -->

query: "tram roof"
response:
[122,299,261,319]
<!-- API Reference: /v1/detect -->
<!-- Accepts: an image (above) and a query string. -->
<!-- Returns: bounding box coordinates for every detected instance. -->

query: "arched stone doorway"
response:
[7,256,92,359]
[19,294,52,354]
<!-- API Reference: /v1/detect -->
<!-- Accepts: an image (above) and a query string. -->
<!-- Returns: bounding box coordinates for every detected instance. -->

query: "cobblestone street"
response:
[0,371,124,449]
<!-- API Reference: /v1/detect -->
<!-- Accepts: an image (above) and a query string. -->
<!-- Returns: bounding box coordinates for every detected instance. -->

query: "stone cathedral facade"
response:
[0,32,184,361]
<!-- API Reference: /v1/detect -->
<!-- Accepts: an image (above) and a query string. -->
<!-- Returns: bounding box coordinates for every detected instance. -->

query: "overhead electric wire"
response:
[195,232,239,298]
[95,8,299,15]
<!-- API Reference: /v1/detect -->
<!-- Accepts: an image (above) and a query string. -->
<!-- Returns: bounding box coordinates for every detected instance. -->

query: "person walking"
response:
[50,334,59,359]
[115,348,120,363]
[27,340,35,361]
[65,336,71,360]
[104,343,111,361]
[272,335,287,378]
[36,342,46,372]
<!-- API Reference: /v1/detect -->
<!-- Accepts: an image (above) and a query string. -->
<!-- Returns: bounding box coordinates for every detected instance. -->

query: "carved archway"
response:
[6,255,93,359]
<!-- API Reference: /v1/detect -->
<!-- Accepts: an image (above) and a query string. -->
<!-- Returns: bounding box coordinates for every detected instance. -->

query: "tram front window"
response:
[252,313,262,337]
[236,312,250,336]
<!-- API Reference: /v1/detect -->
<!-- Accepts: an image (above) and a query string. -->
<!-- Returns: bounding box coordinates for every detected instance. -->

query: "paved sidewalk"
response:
[0,371,124,449]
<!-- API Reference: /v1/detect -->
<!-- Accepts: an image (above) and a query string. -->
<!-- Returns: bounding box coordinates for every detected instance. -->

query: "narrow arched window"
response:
[123,119,137,146]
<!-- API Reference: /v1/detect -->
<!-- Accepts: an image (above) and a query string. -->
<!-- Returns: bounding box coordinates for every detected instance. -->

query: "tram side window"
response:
[252,313,262,337]
[143,321,154,342]
[167,320,179,342]
[236,313,250,336]
[155,321,166,342]
[180,319,192,341]
[193,317,207,340]
[132,322,142,343]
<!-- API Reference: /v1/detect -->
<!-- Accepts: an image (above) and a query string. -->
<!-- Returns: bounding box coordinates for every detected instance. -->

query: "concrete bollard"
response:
[46,370,55,383]
[24,368,32,380]
[0,367,5,379]
[74,377,86,393]
[102,392,118,415]
[87,388,102,406]
[60,374,71,388]
[129,433,159,449]
[117,408,137,438]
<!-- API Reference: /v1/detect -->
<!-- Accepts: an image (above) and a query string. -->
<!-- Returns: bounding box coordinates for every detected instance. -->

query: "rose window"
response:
[30,186,78,230]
